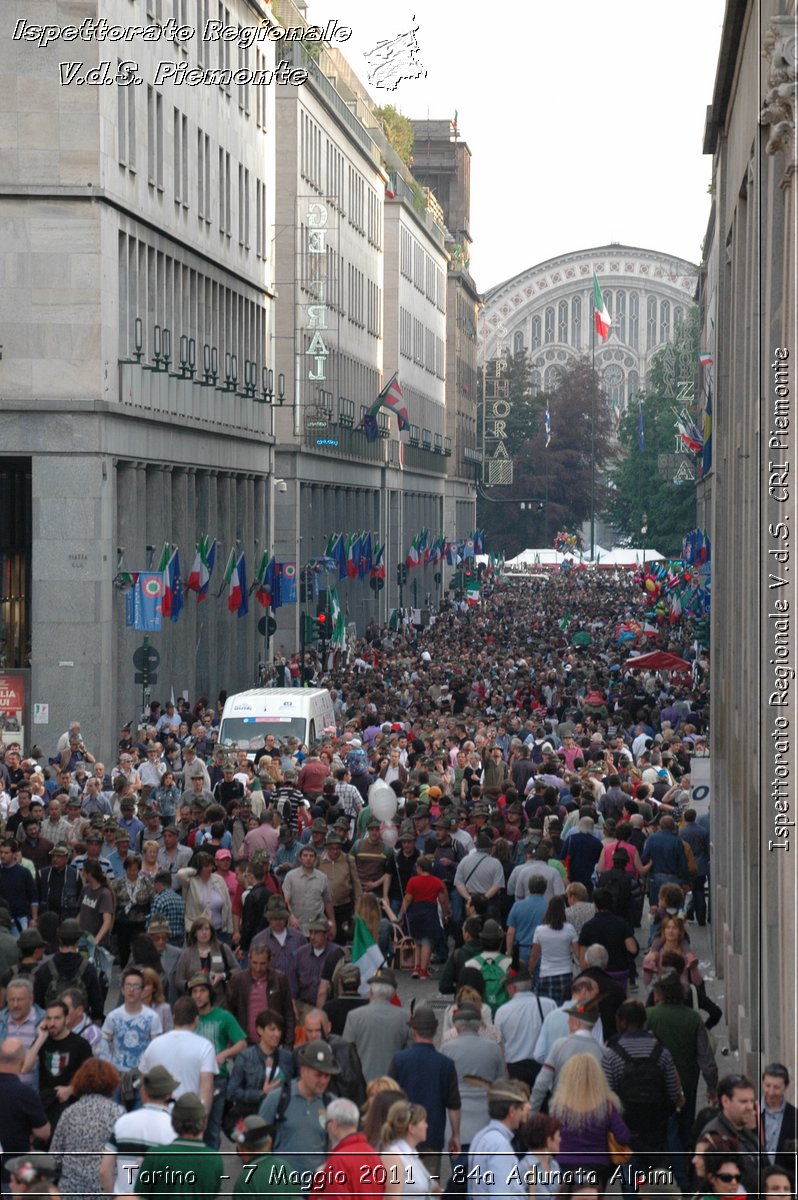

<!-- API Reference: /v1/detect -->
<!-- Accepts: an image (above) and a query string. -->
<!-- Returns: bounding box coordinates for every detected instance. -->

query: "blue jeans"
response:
[204,1075,227,1149]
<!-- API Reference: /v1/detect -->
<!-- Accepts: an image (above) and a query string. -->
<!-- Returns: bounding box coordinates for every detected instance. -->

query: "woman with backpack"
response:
[529,896,579,1003]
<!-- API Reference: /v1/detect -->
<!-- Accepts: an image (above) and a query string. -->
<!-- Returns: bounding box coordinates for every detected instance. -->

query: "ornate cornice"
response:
[761,16,797,163]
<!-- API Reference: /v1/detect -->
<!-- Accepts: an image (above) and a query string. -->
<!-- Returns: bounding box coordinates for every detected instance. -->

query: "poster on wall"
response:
[0,673,26,747]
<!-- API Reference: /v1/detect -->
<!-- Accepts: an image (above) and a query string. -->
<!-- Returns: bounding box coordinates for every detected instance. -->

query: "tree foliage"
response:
[605,314,699,557]
[478,356,614,558]
[374,105,415,165]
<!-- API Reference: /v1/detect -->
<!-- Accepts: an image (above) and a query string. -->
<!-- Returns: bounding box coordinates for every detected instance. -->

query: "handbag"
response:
[392,928,417,970]
[607,1105,633,1164]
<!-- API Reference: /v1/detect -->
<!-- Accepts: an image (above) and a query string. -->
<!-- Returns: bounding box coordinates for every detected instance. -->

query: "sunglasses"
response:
[713,1173,742,1184]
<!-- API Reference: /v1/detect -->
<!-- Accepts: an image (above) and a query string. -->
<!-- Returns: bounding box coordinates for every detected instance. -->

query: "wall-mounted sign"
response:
[483,357,513,486]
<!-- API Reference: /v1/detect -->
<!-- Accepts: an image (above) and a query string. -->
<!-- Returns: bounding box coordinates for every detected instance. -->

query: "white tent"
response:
[594,547,665,566]
[503,546,665,569]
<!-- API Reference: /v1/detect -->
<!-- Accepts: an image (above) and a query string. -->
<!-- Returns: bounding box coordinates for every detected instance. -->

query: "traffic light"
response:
[302,613,326,642]
[463,566,474,586]
[396,563,408,586]
[315,610,329,641]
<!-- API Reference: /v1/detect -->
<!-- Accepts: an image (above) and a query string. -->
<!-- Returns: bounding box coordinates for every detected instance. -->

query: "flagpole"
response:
[590,290,596,562]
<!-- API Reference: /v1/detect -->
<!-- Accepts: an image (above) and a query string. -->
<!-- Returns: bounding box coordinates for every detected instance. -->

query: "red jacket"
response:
[309,1131,386,1196]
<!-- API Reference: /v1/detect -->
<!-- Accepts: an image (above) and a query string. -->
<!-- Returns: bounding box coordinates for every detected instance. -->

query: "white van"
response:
[218,688,335,753]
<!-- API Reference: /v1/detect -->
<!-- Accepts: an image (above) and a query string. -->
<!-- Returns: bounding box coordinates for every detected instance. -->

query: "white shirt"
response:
[105,1104,177,1193]
[137,1028,218,1099]
[495,991,557,1063]
[531,923,577,977]
[469,1120,526,1196]
[381,1139,432,1198]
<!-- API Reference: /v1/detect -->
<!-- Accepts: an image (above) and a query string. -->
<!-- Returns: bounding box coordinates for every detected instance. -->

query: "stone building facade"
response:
[698,0,797,1074]
[0,0,278,754]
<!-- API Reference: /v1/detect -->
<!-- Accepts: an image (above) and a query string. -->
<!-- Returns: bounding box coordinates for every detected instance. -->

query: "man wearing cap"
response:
[352,817,391,901]
[323,963,368,1036]
[37,843,82,922]
[4,1152,60,1195]
[453,833,505,920]
[71,829,115,880]
[493,966,556,1086]
[231,1114,293,1198]
[186,976,247,1147]
[319,832,361,940]
[440,1001,505,1154]
[142,916,182,1002]
[33,918,105,1021]
[128,1091,224,1200]
[259,1039,340,1176]
[249,896,307,976]
[529,1000,605,1112]
[282,845,335,937]
[179,745,211,793]
[0,929,46,999]
[389,1005,461,1173]
[341,966,410,1081]
[289,920,344,1015]
[467,1080,530,1197]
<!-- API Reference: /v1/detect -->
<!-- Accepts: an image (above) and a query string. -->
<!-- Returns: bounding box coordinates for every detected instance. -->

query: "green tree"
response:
[478,357,613,558]
[605,314,699,557]
[374,105,414,165]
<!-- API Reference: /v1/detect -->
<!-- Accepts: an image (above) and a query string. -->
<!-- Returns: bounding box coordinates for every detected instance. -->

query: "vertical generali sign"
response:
[298,197,339,416]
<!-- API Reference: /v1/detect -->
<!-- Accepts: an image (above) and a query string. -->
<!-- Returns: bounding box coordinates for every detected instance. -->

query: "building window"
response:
[238,165,249,247]
[218,149,231,236]
[647,295,658,350]
[544,364,561,389]
[660,299,670,343]
[173,108,187,207]
[629,291,639,349]
[197,130,210,223]
[530,369,542,395]
[118,69,136,170]
[513,330,524,355]
[604,364,624,411]
[571,296,581,347]
[146,86,162,189]
[674,304,684,327]
[532,315,542,349]
[614,290,625,344]
[196,0,209,67]
[558,299,568,344]
[627,368,640,400]
[544,306,554,343]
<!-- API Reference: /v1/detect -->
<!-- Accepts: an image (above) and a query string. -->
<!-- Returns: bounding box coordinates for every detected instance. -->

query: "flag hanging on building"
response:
[224,550,242,614]
[236,553,248,619]
[545,402,552,448]
[702,378,713,475]
[698,351,714,367]
[370,542,385,582]
[254,553,275,608]
[592,273,611,342]
[361,371,409,433]
[406,535,420,569]
[187,537,216,601]
[280,562,297,604]
[328,585,347,649]
[134,573,164,632]
[162,547,183,622]
[362,413,380,443]
[346,534,361,579]
[360,531,373,578]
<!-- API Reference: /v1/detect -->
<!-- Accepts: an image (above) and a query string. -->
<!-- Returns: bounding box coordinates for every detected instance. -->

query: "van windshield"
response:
[218,717,307,749]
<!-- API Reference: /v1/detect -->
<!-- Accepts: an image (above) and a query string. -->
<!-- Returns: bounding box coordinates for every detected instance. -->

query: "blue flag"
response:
[134,574,163,632]
[281,562,297,604]
[362,413,379,443]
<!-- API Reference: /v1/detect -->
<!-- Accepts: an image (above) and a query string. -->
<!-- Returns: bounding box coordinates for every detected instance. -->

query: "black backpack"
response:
[45,957,90,1008]
[610,1040,672,1131]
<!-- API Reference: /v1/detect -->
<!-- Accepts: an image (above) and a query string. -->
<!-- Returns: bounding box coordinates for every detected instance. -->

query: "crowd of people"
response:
[0,569,794,1199]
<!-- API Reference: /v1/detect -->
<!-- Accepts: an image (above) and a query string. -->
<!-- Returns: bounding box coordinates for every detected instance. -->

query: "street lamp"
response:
[641,513,648,570]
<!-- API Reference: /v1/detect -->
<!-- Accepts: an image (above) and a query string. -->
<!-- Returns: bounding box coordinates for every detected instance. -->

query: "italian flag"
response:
[351,916,384,996]
[593,273,611,342]
[224,548,242,613]
[406,536,420,569]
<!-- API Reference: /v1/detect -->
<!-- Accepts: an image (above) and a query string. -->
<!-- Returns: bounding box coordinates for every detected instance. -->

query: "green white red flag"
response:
[593,273,611,342]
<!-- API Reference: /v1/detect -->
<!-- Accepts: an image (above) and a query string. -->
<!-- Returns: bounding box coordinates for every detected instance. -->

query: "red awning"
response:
[623,651,692,673]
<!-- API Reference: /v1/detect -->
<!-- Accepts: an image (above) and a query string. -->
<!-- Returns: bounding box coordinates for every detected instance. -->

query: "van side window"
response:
[309,720,316,744]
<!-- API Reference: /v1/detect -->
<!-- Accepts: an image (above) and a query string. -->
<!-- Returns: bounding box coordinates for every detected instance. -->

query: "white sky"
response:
[305,0,726,290]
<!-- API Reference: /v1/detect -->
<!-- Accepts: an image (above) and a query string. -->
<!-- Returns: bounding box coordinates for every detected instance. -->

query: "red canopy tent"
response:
[623,651,692,673]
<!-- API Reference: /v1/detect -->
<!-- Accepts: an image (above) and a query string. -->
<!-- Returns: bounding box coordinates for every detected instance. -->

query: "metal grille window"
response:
[629,292,639,349]
[558,300,568,343]
[647,295,658,349]
[532,315,542,349]
[544,306,554,343]
[660,299,670,343]
[571,297,581,347]
[614,290,625,344]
